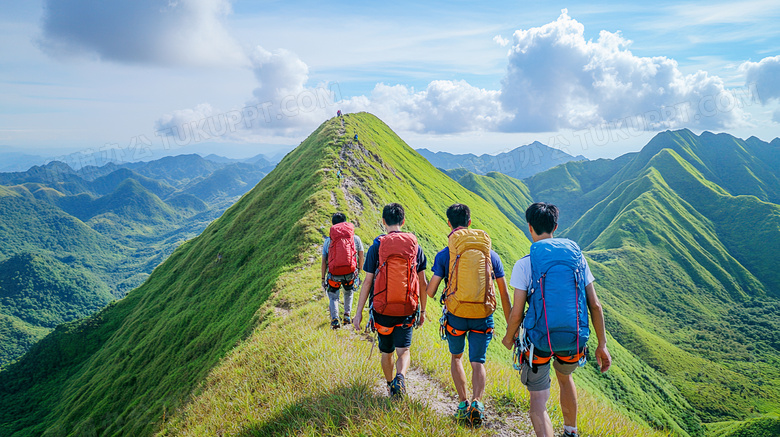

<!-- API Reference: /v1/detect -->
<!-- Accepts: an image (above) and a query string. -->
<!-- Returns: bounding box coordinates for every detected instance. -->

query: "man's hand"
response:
[501,335,514,350]
[595,345,612,373]
[322,279,328,290]
[353,313,362,331]
[416,312,426,328]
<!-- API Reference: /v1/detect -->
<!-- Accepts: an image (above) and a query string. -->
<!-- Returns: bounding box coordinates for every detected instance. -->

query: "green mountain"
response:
[447,129,780,432]
[0,113,660,437]
[0,156,273,366]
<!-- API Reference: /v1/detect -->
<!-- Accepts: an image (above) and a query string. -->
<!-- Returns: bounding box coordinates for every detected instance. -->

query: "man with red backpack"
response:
[353,203,428,398]
[502,202,612,437]
[322,212,365,330]
[425,203,511,428]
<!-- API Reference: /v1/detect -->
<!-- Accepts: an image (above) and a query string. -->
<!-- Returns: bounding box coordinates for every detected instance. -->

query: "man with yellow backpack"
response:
[425,203,511,428]
[353,203,428,398]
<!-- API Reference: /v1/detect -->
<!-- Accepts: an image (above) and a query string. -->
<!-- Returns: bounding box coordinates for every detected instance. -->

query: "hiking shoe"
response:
[453,401,469,422]
[562,432,579,437]
[389,374,406,398]
[342,313,352,325]
[330,318,340,330]
[468,400,485,428]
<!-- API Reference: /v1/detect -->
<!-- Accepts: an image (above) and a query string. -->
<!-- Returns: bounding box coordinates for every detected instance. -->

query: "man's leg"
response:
[327,289,340,320]
[381,352,395,382]
[466,317,493,402]
[395,347,410,375]
[343,286,354,317]
[529,389,554,437]
[471,362,486,401]
[554,362,579,431]
[451,353,469,402]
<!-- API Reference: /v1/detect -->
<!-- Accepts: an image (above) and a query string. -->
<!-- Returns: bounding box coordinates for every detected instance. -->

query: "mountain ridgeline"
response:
[447,129,780,434]
[0,154,273,366]
[1,114,778,436]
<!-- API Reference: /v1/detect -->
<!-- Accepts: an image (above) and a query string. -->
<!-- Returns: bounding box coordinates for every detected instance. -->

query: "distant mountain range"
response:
[417,141,587,180]
[0,153,277,366]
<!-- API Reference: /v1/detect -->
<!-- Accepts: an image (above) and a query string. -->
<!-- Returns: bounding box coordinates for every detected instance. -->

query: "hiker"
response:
[337,109,342,117]
[425,203,511,428]
[354,133,359,142]
[353,203,428,398]
[322,212,365,329]
[502,202,612,437]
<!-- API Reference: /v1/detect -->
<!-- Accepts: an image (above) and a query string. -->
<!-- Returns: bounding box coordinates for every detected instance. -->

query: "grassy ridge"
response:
[157,113,664,437]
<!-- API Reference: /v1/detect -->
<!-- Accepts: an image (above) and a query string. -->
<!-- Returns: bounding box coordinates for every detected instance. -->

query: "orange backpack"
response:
[372,232,420,317]
[328,222,357,276]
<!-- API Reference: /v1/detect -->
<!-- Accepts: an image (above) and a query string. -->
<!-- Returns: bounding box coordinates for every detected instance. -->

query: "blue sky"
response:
[1,0,779,163]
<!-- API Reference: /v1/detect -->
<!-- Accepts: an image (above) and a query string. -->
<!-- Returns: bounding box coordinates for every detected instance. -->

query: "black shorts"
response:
[373,311,414,354]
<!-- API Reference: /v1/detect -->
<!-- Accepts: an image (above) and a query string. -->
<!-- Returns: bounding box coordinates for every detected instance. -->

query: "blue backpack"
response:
[523,238,590,353]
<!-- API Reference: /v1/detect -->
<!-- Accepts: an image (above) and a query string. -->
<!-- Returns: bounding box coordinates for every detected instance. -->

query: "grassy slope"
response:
[156,113,664,437]
[447,168,701,434]
[455,171,534,233]
[542,133,780,429]
[0,120,337,437]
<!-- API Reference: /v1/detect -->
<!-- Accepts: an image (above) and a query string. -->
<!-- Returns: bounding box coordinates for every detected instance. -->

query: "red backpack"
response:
[328,222,357,276]
[372,232,420,316]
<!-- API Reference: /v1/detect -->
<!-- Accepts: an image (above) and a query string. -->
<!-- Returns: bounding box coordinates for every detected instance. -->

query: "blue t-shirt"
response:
[431,246,505,282]
[363,232,428,274]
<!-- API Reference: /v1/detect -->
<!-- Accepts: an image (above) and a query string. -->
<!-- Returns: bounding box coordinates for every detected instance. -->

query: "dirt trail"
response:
[342,322,535,436]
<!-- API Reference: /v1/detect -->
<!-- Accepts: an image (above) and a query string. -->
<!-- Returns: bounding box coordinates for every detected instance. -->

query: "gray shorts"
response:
[520,358,579,392]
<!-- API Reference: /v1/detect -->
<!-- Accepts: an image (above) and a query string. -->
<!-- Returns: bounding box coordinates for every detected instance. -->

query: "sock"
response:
[564,425,578,434]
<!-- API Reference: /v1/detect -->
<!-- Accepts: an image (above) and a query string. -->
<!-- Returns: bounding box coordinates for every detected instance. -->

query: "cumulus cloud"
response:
[342,81,508,134]
[741,55,780,103]
[39,0,244,66]
[155,46,340,140]
[499,9,744,131]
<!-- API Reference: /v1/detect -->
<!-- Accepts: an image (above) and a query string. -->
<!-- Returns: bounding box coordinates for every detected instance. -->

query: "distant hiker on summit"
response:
[502,202,612,437]
[353,203,428,398]
[426,203,511,428]
[322,212,364,329]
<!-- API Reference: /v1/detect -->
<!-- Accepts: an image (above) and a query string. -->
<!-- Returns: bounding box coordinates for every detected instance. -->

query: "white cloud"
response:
[499,9,744,132]
[774,108,780,124]
[39,0,245,66]
[341,80,509,134]
[493,35,510,47]
[741,55,780,103]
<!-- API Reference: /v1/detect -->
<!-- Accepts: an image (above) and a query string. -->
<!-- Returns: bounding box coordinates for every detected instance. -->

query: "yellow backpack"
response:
[443,228,496,318]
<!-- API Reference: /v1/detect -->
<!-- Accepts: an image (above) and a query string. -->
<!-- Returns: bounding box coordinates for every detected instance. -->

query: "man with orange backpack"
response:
[425,203,511,428]
[322,212,365,330]
[502,202,611,437]
[353,203,428,398]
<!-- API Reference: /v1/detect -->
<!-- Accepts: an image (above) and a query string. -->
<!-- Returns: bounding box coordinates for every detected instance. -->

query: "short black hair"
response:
[525,202,559,235]
[446,203,470,228]
[332,212,347,225]
[382,203,405,226]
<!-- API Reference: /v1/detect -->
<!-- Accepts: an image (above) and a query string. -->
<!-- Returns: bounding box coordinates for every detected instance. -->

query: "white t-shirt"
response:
[510,255,595,292]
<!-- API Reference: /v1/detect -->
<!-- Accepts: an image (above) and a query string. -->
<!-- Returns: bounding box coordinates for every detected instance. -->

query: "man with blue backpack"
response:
[502,202,611,437]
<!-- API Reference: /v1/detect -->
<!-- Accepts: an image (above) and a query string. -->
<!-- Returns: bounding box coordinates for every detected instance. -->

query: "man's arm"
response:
[425,275,443,298]
[586,282,612,373]
[501,288,527,349]
[352,272,374,331]
[417,271,428,327]
[495,276,511,323]
[357,250,365,274]
[321,256,328,288]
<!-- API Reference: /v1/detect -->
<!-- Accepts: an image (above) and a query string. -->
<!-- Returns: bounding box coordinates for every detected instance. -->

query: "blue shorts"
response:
[445,313,494,364]
[374,311,414,354]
